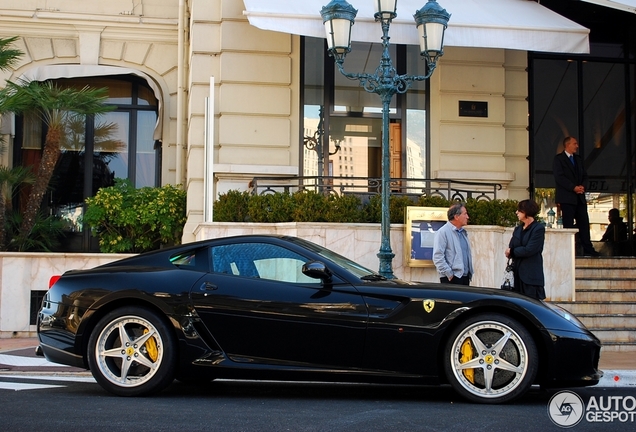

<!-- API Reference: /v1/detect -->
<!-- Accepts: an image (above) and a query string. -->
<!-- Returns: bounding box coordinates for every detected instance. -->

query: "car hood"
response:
[352,278,594,336]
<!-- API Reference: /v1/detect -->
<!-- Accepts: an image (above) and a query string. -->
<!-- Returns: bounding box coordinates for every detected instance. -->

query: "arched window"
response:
[13,75,160,252]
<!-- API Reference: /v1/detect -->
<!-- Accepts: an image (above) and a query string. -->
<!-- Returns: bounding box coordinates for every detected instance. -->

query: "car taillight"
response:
[49,275,61,288]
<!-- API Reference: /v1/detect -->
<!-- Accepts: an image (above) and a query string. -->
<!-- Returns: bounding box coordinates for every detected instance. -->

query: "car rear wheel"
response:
[444,313,538,404]
[87,306,177,396]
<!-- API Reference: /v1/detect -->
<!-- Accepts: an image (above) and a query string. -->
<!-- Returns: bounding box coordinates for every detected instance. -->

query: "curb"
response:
[596,370,636,387]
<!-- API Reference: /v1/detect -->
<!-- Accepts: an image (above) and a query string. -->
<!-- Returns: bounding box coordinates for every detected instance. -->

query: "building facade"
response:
[0,0,633,253]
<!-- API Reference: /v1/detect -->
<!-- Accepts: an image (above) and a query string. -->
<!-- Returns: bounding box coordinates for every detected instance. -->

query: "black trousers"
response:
[560,202,595,254]
[440,275,470,286]
[513,270,546,300]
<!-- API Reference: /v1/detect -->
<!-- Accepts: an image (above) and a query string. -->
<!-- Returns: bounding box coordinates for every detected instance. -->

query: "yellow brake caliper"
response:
[460,338,475,383]
[143,329,159,362]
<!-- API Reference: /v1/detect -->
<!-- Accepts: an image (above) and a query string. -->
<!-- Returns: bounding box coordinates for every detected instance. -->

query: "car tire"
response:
[443,313,538,404]
[87,306,177,396]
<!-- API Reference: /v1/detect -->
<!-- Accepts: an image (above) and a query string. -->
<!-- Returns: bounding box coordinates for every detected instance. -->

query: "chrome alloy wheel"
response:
[448,320,530,400]
[94,315,163,388]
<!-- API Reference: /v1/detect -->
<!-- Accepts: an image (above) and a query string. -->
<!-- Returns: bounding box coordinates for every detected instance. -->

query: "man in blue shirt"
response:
[433,202,474,285]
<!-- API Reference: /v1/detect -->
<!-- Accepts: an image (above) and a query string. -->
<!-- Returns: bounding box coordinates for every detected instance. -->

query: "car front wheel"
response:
[87,306,177,396]
[444,313,538,404]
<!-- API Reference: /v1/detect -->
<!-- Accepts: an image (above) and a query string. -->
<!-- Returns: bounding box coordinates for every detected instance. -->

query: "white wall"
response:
[0,224,576,337]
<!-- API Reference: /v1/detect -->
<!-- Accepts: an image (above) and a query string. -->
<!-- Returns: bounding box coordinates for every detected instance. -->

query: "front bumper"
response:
[541,328,603,388]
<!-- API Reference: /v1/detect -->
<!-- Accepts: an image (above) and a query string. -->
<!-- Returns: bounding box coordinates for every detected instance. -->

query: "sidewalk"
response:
[0,337,40,352]
[0,338,38,352]
[1,337,635,386]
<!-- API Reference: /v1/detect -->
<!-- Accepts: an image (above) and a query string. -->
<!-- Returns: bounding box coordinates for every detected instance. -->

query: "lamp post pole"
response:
[321,0,450,279]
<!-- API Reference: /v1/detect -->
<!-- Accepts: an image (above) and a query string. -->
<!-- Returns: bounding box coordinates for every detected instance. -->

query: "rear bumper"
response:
[37,300,87,369]
[37,339,86,369]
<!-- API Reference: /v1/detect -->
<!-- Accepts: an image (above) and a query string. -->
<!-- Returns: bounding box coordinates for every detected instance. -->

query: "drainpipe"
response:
[176,0,186,186]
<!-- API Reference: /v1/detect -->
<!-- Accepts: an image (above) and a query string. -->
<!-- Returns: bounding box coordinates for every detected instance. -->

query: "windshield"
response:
[286,237,377,279]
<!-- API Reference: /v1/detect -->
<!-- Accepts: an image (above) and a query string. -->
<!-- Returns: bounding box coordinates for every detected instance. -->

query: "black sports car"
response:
[37,235,602,403]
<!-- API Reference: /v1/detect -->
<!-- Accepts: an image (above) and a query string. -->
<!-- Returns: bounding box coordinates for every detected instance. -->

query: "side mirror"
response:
[302,261,333,282]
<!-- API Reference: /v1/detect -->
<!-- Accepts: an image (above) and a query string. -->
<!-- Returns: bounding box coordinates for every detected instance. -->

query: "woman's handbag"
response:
[500,259,514,291]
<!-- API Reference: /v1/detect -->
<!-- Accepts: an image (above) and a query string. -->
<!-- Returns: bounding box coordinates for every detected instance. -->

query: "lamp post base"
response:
[377,249,396,279]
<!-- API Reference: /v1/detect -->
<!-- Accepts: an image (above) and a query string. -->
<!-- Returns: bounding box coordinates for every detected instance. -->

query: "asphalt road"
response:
[1,374,635,431]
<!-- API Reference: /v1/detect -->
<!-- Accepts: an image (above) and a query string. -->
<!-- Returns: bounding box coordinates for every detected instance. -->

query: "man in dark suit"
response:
[553,136,599,256]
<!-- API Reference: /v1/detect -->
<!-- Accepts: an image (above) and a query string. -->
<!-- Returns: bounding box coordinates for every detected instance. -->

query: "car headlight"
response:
[545,302,587,329]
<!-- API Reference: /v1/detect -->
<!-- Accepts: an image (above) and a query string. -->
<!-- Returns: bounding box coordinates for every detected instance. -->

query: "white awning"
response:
[19,65,164,141]
[243,0,590,53]
[581,0,636,13]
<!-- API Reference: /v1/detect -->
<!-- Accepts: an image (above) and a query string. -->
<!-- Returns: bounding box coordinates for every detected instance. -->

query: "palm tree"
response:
[0,165,34,248]
[0,36,21,71]
[0,79,114,239]
[0,36,29,249]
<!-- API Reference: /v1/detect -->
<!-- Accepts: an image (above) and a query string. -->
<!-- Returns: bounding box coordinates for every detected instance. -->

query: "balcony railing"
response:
[249,176,502,202]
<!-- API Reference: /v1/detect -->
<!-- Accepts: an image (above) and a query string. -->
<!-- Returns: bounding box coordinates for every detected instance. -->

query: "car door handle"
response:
[200,282,218,291]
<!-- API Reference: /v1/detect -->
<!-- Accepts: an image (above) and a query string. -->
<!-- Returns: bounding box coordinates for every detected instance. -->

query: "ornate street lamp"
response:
[320,0,450,279]
[547,207,556,228]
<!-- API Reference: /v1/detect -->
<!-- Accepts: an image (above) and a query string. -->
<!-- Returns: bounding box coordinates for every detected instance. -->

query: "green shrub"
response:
[5,211,64,252]
[325,193,363,222]
[362,194,426,223]
[84,179,187,253]
[465,198,518,227]
[214,190,519,227]
[417,195,451,208]
[291,191,329,222]
[390,195,419,223]
[362,194,381,223]
[213,190,250,222]
[247,192,294,222]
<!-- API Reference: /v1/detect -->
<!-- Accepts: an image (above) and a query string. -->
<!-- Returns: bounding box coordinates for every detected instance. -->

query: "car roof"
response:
[96,234,304,269]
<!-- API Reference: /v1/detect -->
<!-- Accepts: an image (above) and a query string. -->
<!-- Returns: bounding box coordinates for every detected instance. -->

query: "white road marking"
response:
[0,354,70,367]
[0,374,95,383]
[0,373,96,391]
[0,382,64,391]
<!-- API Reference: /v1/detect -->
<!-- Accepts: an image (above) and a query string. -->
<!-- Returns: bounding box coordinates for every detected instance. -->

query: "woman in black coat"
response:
[505,199,546,300]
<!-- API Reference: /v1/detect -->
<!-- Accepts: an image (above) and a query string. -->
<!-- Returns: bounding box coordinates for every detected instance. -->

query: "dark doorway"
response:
[529,0,636,256]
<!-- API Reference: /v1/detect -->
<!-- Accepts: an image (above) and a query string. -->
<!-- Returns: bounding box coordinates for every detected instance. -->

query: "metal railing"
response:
[249,176,502,202]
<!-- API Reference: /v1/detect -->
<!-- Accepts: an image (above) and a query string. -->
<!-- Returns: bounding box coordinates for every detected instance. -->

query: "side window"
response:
[211,243,318,284]
[170,252,196,268]
[169,248,209,272]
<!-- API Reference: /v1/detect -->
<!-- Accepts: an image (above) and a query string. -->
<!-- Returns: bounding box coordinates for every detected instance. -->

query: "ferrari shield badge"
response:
[423,299,435,313]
